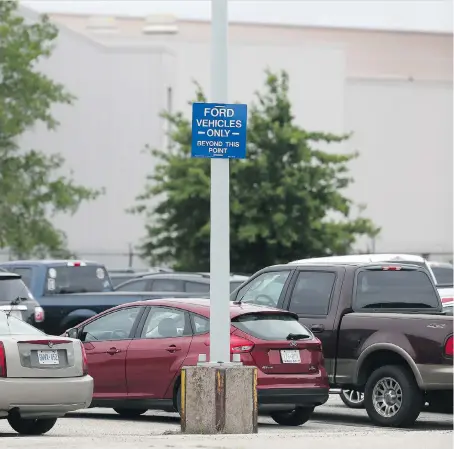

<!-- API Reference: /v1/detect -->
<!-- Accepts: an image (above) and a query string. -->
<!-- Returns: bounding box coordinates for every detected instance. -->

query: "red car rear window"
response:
[232,313,311,341]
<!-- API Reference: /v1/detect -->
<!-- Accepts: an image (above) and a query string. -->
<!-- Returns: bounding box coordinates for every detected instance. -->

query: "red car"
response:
[65,298,329,426]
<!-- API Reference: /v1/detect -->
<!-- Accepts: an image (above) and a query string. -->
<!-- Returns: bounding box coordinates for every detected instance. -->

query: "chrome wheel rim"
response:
[342,389,364,404]
[372,377,403,418]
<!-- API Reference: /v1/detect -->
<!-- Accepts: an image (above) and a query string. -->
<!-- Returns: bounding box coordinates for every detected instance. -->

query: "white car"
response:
[0,312,93,435]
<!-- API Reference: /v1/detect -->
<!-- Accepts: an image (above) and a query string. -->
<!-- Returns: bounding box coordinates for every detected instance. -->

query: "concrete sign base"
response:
[180,364,258,434]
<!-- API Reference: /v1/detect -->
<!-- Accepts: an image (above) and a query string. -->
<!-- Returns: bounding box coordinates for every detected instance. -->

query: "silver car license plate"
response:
[37,350,59,365]
[280,350,301,363]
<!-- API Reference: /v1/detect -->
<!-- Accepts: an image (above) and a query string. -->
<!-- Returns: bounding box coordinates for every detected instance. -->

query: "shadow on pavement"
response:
[66,412,180,424]
[66,409,452,431]
[312,410,453,430]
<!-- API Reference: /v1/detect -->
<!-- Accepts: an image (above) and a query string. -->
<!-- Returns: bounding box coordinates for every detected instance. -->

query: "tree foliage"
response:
[130,70,380,273]
[0,1,102,258]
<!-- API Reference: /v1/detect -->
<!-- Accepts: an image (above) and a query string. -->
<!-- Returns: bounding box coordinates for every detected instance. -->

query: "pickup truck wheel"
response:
[340,389,364,409]
[270,407,314,426]
[7,416,57,435]
[113,408,148,418]
[364,365,422,427]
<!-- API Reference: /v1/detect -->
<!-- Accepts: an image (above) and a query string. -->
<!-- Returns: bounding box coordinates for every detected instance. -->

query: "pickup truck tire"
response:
[113,408,148,418]
[364,365,422,427]
[270,407,314,426]
[340,389,364,409]
[7,416,57,435]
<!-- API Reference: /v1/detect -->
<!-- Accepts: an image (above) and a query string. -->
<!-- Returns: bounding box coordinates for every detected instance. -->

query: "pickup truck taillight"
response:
[444,336,453,357]
[34,306,45,323]
[0,342,6,377]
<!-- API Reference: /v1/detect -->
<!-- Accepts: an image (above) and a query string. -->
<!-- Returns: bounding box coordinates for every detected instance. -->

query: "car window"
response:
[229,281,243,293]
[10,268,33,289]
[0,276,34,304]
[0,313,44,335]
[237,271,291,307]
[354,270,440,309]
[190,313,210,334]
[232,313,312,341]
[288,271,336,315]
[185,281,210,293]
[115,279,149,292]
[81,307,141,342]
[44,265,112,294]
[141,307,190,339]
[432,266,454,285]
[111,275,139,287]
[151,279,183,292]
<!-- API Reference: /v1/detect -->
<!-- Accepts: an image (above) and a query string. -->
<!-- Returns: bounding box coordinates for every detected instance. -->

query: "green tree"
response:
[130,70,380,273]
[0,0,102,258]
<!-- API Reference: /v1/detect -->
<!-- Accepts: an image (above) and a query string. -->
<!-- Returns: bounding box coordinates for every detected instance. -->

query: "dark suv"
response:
[0,271,44,326]
[114,272,248,294]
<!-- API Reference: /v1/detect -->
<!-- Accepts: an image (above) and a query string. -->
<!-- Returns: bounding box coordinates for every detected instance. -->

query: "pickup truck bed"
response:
[230,261,453,427]
[37,291,208,335]
[0,260,206,335]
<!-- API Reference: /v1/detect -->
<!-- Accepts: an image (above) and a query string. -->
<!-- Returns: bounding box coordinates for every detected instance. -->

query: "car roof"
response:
[0,260,103,267]
[289,254,428,265]
[266,261,423,270]
[0,272,20,279]
[126,272,247,282]
[428,261,453,268]
[100,297,293,319]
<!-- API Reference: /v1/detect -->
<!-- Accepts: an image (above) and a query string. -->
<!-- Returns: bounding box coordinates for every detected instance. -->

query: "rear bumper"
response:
[257,387,329,412]
[0,375,93,418]
[417,363,453,390]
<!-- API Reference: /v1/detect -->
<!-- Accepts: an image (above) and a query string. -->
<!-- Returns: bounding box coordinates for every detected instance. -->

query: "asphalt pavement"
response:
[0,396,451,449]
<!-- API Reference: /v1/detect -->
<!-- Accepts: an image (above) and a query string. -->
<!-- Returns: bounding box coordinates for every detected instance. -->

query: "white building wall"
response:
[10,9,452,265]
[344,79,453,254]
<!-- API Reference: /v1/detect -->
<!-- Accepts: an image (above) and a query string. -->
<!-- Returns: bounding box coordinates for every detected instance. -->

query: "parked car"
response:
[64,298,329,426]
[0,311,93,435]
[0,260,204,335]
[230,261,453,427]
[0,271,44,326]
[108,267,174,287]
[114,272,249,294]
[428,261,453,285]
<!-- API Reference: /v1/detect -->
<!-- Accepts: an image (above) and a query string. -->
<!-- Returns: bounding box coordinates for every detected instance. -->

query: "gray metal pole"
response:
[209,0,230,364]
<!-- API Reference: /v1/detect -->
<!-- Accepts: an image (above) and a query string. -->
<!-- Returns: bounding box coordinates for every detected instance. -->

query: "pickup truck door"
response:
[281,267,345,383]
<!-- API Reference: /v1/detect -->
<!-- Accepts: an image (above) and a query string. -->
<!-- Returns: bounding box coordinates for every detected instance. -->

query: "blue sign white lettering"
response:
[191,102,247,159]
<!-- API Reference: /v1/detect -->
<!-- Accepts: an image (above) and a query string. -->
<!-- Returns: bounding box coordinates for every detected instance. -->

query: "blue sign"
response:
[191,102,247,159]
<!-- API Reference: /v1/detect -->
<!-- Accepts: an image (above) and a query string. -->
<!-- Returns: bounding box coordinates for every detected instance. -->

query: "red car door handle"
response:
[106,347,121,355]
[166,345,181,353]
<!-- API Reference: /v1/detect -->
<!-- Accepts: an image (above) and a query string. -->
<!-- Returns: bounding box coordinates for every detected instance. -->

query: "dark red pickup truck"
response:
[230,261,453,427]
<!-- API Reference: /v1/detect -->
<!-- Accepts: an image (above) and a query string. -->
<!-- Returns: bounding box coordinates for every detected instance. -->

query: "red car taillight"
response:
[230,336,254,354]
[444,336,453,357]
[80,341,89,375]
[0,342,7,377]
[34,306,45,323]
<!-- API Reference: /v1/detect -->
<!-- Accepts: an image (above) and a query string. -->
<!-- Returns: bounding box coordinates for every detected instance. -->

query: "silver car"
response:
[0,311,93,435]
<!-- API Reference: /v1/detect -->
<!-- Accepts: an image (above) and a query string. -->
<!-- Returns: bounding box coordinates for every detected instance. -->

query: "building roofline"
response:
[45,11,453,37]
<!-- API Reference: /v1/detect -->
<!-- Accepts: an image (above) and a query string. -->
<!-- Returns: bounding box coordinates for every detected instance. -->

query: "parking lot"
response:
[0,396,451,449]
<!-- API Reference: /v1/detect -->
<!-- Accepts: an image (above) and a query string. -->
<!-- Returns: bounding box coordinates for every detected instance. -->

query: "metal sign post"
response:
[183,1,256,434]
[191,0,247,364]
